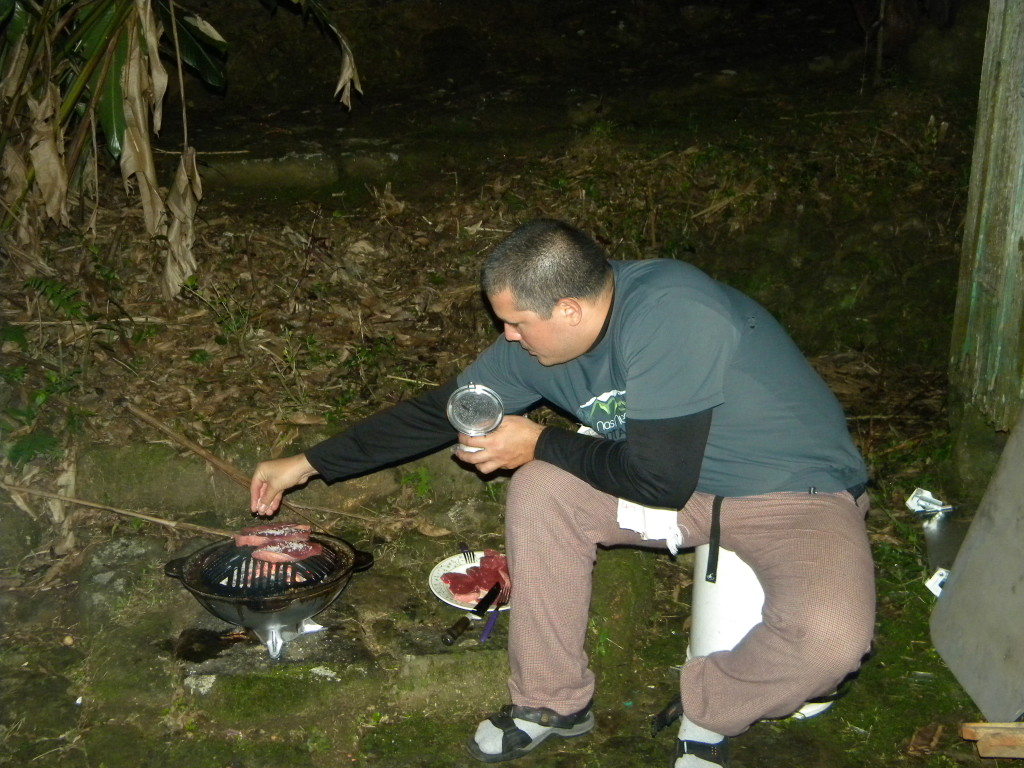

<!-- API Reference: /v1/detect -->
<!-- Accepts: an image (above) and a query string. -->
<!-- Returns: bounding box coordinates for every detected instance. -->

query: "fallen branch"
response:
[0,483,233,538]
[119,399,377,525]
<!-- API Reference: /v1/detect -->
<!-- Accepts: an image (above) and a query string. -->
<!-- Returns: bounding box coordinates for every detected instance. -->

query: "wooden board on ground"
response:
[930,410,1024,722]
[962,723,1024,758]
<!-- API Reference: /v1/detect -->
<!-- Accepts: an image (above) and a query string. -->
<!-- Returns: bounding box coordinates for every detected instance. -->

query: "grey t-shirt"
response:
[460,259,866,497]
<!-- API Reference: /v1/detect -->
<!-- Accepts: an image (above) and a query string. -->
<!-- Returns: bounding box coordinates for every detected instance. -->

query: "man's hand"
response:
[250,454,319,516]
[453,415,544,474]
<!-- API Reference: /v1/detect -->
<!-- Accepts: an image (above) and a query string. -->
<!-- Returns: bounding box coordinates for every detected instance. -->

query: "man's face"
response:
[488,290,586,366]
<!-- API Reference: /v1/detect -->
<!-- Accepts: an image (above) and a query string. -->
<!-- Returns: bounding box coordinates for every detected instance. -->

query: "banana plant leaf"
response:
[77,1,130,159]
[284,0,361,106]
[154,1,227,89]
[1,0,29,43]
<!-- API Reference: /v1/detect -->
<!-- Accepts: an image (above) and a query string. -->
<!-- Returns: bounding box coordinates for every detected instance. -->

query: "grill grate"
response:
[194,540,348,598]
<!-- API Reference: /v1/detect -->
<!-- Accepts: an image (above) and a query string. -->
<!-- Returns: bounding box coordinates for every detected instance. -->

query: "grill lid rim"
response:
[167,533,358,601]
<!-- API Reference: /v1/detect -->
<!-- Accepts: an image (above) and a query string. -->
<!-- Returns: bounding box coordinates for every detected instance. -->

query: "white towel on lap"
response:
[576,425,685,555]
[616,498,685,555]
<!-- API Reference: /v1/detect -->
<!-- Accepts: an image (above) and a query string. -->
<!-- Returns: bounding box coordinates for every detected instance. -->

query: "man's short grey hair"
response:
[481,219,612,317]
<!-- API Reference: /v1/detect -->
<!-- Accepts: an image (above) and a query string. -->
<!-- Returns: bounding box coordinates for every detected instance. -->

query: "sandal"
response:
[466,700,596,763]
[674,737,730,767]
[651,697,684,736]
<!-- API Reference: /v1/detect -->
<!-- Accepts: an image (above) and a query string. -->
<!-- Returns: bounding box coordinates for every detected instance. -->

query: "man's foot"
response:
[467,701,595,763]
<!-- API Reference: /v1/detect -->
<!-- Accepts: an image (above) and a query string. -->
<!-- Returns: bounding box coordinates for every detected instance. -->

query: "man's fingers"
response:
[249,455,317,515]
[250,480,266,514]
[253,487,281,516]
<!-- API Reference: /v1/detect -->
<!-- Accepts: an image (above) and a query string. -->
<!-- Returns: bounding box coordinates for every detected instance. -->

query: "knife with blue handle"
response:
[479,604,501,642]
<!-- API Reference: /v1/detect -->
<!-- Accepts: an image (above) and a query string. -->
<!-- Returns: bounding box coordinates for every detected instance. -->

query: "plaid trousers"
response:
[503,460,875,736]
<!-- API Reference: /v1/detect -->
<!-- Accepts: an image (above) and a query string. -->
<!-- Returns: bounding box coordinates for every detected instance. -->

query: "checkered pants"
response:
[504,460,875,736]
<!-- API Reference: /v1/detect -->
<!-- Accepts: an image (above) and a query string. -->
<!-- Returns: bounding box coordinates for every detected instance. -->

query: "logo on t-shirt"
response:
[579,389,626,439]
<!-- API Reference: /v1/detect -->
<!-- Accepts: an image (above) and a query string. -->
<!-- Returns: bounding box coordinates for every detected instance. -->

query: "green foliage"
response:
[343,336,399,381]
[326,394,358,425]
[1,0,226,164]
[587,616,612,657]
[303,726,332,753]
[0,324,82,464]
[181,281,254,343]
[588,119,617,137]
[76,0,134,160]
[24,276,89,320]
[0,364,26,384]
[482,481,504,503]
[154,2,228,89]
[400,466,433,499]
[7,428,61,465]
[2,367,80,433]
[0,323,28,351]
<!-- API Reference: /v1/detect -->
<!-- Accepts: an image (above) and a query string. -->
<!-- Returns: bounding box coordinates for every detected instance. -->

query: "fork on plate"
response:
[458,542,476,564]
[480,582,511,642]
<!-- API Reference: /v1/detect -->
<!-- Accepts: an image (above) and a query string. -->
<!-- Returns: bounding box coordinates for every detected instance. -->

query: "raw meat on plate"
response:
[441,549,511,605]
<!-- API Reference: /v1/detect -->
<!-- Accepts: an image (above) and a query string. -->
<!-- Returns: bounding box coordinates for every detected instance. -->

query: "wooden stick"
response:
[0,483,234,538]
[962,723,1024,758]
[119,399,376,525]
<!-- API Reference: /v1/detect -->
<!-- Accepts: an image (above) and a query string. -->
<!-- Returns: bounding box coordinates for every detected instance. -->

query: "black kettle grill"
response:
[165,532,373,659]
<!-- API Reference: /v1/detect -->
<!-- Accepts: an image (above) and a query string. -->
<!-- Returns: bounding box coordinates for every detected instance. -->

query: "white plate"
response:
[428,552,511,612]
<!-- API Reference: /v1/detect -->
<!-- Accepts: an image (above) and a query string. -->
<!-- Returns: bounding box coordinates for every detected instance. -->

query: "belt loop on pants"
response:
[705,495,724,583]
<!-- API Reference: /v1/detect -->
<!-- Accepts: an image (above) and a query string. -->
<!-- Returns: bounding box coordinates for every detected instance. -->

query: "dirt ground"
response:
[0,0,1004,765]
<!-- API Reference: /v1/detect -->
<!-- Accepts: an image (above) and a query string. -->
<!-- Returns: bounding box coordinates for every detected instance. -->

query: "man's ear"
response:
[557,298,584,326]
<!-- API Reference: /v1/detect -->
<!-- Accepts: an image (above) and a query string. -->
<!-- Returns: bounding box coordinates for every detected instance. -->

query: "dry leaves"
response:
[119,5,167,236]
[415,519,452,538]
[161,147,203,298]
[27,85,69,226]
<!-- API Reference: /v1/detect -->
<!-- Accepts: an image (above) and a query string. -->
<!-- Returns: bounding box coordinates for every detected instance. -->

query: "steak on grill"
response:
[234,523,311,547]
[251,540,323,563]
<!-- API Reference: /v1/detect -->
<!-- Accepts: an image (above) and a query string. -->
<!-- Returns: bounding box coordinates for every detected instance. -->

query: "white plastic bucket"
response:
[687,544,834,720]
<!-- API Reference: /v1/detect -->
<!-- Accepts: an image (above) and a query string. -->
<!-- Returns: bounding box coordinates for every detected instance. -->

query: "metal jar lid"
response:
[446,383,504,436]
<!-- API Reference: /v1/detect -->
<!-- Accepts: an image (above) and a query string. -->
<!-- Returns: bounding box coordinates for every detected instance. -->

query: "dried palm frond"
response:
[0,0,359,296]
[161,146,202,298]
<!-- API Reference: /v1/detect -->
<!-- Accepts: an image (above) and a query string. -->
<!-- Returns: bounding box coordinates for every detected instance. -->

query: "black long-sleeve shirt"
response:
[305,377,710,510]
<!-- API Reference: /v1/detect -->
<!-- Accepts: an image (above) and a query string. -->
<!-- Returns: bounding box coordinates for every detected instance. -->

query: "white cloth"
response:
[575,424,685,555]
[616,498,685,554]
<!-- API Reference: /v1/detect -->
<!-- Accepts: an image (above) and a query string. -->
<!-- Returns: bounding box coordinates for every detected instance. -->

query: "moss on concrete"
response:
[0,499,42,566]
[79,723,316,768]
[77,443,244,516]
[589,547,661,699]
[73,440,489,528]
[82,621,179,722]
[395,649,508,711]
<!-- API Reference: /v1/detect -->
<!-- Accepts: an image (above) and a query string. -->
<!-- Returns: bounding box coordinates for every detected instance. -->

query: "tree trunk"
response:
[950,0,1024,434]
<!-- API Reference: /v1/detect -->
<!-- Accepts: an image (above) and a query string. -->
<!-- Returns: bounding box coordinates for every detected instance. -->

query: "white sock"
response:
[473,717,552,756]
[673,716,726,768]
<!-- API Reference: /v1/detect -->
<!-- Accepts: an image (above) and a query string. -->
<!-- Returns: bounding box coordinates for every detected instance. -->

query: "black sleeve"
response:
[304,378,460,481]
[534,408,712,509]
